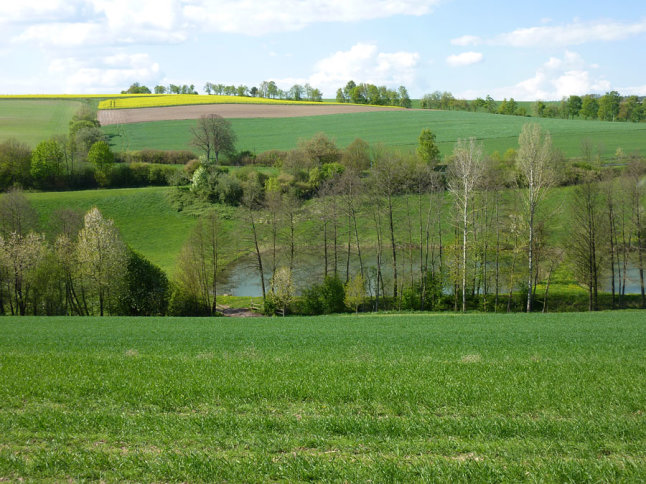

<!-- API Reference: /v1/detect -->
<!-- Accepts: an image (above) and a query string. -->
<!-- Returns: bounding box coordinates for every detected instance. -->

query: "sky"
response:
[1,0,645,100]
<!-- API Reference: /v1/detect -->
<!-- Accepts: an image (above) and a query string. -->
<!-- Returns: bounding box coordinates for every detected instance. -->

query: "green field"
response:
[27,187,197,274]
[0,99,82,147]
[103,110,646,158]
[1,313,644,481]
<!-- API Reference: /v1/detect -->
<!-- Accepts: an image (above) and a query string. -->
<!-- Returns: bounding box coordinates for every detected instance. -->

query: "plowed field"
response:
[97,103,403,125]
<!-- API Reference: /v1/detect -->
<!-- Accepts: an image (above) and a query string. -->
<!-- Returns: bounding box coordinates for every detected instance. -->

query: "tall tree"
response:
[0,138,31,189]
[516,124,554,312]
[87,141,114,187]
[370,148,407,299]
[447,138,484,312]
[242,173,267,301]
[175,210,225,315]
[569,175,604,311]
[76,208,127,316]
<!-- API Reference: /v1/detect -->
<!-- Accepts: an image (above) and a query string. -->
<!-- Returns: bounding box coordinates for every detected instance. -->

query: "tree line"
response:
[419,90,645,122]
[175,118,646,315]
[335,81,412,108]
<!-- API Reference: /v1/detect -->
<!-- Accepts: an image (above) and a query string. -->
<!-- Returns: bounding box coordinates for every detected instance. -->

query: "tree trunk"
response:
[249,210,266,300]
[387,196,398,299]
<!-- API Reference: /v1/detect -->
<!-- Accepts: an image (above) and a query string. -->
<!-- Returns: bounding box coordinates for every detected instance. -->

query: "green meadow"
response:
[1,313,644,481]
[27,187,196,274]
[103,109,646,158]
[0,99,82,147]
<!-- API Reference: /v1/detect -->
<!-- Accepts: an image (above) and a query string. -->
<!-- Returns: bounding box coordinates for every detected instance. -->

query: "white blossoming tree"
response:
[0,232,48,315]
[76,207,127,316]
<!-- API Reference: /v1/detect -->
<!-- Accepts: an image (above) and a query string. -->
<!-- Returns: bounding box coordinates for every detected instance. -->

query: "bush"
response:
[116,150,196,165]
[117,251,170,316]
[168,284,211,316]
[320,275,346,314]
[400,272,443,311]
[225,150,256,166]
[255,150,288,167]
[300,285,325,315]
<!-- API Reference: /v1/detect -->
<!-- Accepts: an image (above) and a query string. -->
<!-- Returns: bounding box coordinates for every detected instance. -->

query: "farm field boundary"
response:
[98,103,405,125]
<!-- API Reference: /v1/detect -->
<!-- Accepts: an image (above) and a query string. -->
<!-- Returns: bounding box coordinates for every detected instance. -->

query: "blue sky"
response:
[1,0,644,99]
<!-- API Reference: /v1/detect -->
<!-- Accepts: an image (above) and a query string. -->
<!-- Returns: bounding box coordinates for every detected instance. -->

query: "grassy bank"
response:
[1,313,644,481]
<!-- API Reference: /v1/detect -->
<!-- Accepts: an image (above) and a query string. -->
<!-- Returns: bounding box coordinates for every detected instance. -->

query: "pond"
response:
[218,249,645,298]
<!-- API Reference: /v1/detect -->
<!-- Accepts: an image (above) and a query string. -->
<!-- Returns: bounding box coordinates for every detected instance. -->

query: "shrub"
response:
[116,150,196,165]
[168,284,211,316]
[253,149,288,167]
[117,251,170,316]
[300,284,324,315]
[320,275,346,314]
[401,272,443,311]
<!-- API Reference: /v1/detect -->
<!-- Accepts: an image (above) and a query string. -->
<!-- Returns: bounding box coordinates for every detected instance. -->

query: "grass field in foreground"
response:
[0,313,644,481]
[0,99,82,147]
[103,109,646,158]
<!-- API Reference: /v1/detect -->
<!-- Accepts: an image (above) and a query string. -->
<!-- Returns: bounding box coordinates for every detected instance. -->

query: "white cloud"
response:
[446,51,482,67]
[5,0,442,45]
[492,19,646,48]
[488,51,610,101]
[618,85,646,96]
[270,43,420,96]
[450,35,481,46]
[48,53,161,93]
[300,43,420,95]
[0,1,88,23]
[187,0,440,36]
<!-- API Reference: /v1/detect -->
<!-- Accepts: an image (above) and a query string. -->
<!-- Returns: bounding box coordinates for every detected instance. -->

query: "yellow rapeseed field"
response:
[97,94,344,110]
[0,94,130,100]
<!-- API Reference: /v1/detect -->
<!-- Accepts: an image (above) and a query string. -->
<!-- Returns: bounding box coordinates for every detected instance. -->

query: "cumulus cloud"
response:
[446,51,482,67]
[453,18,646,49]
[48,53,161,93]
[301,43,420,95]
[5,0,441,45]
[490,51,611,100]
[450,35,481,47]
[185,0,440,36]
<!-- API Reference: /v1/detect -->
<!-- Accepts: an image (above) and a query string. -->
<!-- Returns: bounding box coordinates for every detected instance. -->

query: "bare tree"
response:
[190,114,236,164]
[0,189,38,238]
[569,175,605,311]
[242,174,267,301]
[626,160,646,307]
[370,147,406,299]
[516,123,554,312]
[447,138,484,312]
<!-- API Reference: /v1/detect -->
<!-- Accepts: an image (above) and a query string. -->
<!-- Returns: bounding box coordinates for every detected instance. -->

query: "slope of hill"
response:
[0,99,82,146]
[102,109,646,158]
[27,187,196,274]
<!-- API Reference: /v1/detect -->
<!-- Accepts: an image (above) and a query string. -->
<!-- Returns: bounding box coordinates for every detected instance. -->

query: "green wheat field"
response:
[1,313,644,481]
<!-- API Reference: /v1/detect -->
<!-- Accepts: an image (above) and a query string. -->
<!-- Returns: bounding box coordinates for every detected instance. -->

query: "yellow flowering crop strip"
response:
[0,94,137,100]
[97,94,352,110]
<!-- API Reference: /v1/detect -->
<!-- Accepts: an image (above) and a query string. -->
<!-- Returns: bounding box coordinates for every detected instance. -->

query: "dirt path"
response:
[218,306,263,317]
[98,103,403,125]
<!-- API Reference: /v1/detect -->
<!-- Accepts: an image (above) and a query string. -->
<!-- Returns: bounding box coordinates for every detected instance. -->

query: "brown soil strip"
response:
[98,103,402,125]
[218,306,263,318]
